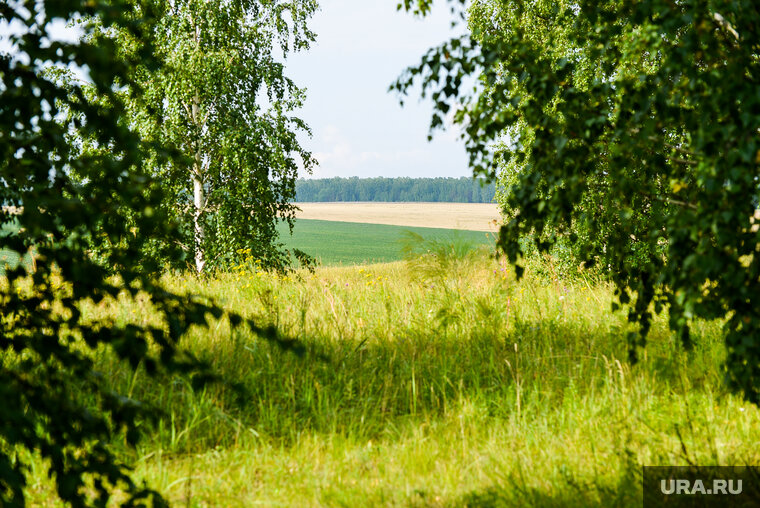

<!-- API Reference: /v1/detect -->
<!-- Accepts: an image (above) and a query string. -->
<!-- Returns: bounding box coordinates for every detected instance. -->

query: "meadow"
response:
[0,220,25,271]
[276,218,494,265]
[21,239,760,507]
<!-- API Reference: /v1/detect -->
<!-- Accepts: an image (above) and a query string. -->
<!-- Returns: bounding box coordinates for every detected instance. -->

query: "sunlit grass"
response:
[23,247,760,507]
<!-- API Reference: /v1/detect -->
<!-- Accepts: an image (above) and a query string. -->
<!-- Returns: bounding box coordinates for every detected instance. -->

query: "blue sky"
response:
[0,2,470,179]
[286,1,469,179]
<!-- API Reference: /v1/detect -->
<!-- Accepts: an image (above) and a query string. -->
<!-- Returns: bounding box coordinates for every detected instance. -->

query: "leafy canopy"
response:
[118,0,318,273]
[395,0,760,400]
[0,1,302,505]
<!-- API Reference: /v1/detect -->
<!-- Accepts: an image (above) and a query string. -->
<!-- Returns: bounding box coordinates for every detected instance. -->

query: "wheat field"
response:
[295,202,502,232]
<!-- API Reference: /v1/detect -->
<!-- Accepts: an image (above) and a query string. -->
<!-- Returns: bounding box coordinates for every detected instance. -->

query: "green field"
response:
[0,221,25,272]
[22,250,756,507]
[7,218,754,505]
[0,249,21,270]
[276,218,495,265]
[1,219,495,273]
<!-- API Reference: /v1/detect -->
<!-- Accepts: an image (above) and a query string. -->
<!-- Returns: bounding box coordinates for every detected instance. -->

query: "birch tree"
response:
[128,0,318,273]
[396,0,760,401]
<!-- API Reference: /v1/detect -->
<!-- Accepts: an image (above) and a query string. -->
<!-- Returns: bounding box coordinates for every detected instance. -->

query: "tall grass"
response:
[22,245,759,507]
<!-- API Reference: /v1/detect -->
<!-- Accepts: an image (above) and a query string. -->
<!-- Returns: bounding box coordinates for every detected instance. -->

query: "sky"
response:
[0,1,471,180]
[287,1,470,179]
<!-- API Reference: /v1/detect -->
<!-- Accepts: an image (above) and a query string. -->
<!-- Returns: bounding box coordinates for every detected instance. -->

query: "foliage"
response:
[295,176,497,203]
[0,1,298,505]
[394,0,760,401]
[116,0,318,274]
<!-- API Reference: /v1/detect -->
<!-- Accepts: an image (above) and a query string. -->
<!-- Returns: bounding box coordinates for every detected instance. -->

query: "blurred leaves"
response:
[0,0,309,505]
[396,0,760,401]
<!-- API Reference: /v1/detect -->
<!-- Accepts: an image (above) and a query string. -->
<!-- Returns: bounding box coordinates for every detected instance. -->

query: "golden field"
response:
[295,202,501,232]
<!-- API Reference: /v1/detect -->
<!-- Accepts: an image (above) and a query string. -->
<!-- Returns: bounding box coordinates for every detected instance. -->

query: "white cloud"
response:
[309,125,437,178]
[285,2,475,180]
[308,0,466,56]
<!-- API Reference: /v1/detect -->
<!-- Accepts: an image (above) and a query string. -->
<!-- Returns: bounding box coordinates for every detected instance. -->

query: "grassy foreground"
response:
[23,248,760,506]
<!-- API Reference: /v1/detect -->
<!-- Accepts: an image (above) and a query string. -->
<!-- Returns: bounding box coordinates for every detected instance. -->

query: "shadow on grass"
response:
[113,312,723,457]
[453,461,642,508]
[455,487,635,508]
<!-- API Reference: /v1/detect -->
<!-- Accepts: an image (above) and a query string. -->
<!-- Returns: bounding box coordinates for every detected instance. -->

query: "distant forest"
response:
[295,177,497,203]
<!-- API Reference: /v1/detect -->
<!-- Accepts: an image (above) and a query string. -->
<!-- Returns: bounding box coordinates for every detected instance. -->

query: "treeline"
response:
[295,177,496,203]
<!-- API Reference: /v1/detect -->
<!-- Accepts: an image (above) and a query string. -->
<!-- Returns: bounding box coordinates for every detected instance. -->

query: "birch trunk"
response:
[192,95,205,274]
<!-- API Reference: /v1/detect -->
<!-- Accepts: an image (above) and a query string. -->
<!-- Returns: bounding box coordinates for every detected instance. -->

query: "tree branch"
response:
[181,100,192,121]
[671,158,698,166]
[713,12,740,42]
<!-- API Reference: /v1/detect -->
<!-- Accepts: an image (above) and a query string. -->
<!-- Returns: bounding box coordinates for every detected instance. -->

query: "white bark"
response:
[713,12,740,42]
[192,95,205,274]
[189,18,207,274]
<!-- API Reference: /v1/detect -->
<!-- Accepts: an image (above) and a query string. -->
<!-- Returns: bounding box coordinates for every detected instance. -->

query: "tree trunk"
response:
[192,96,205,274]
[192,169,205,274]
